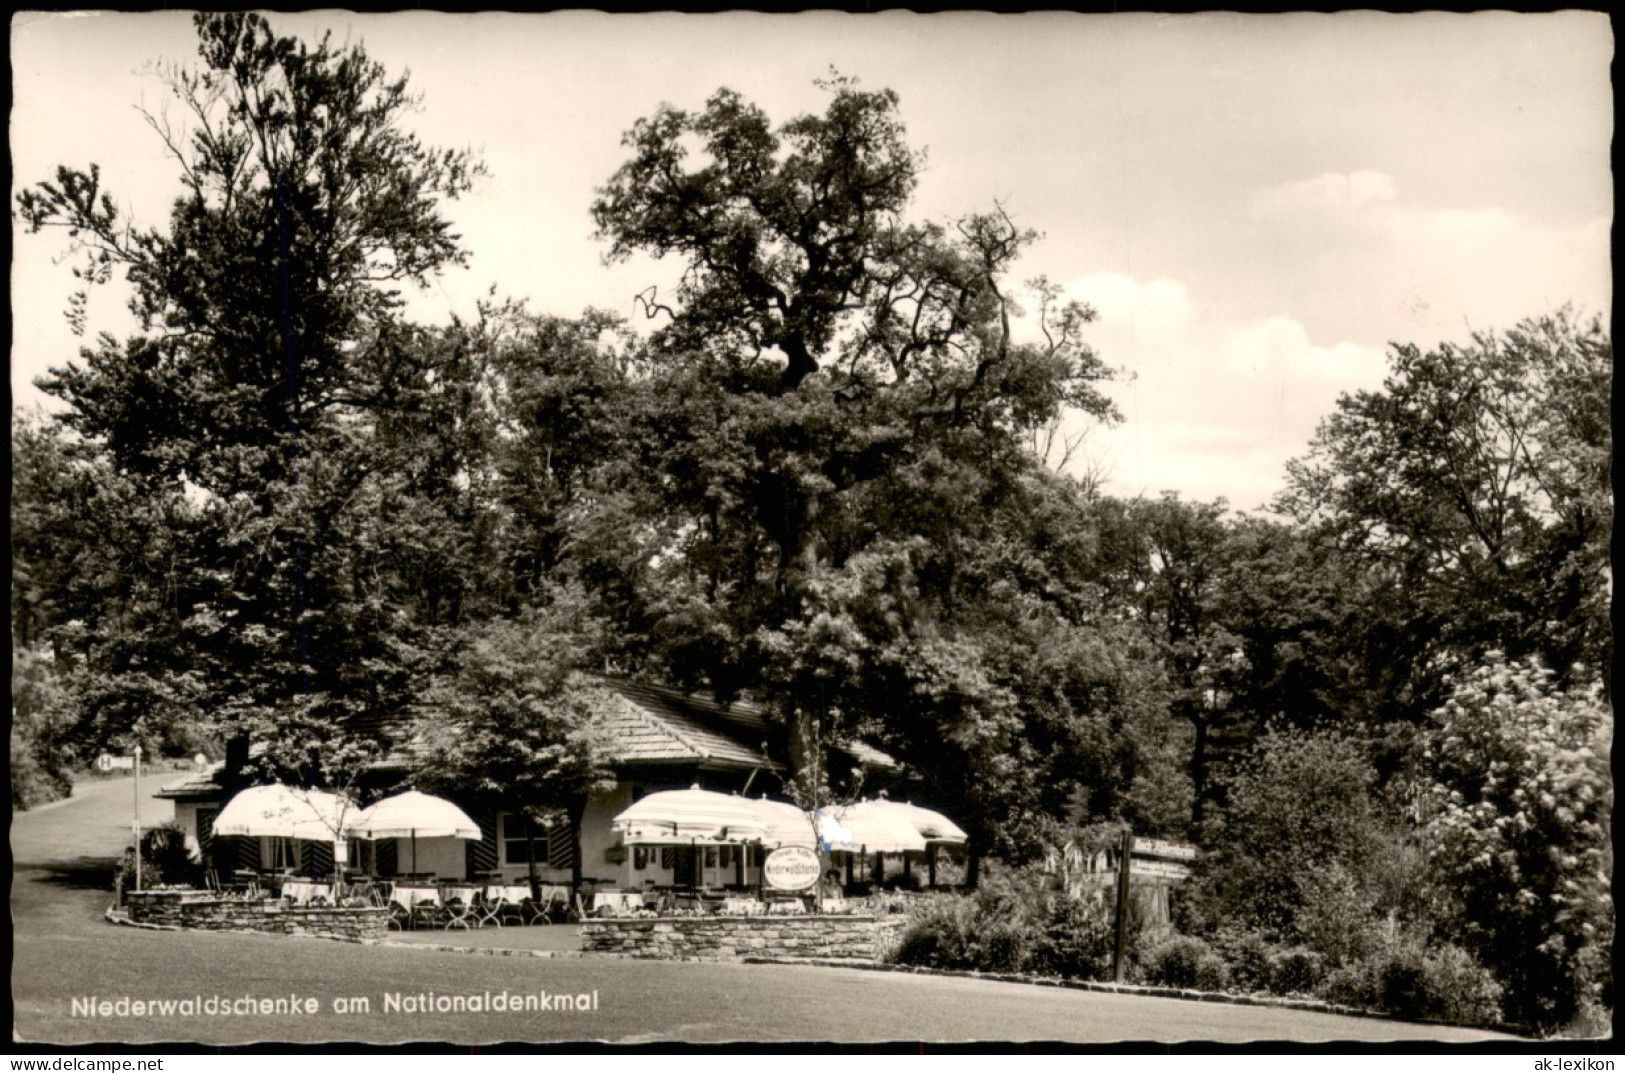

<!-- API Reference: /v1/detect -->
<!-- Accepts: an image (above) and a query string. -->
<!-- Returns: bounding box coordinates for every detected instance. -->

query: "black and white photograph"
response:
[10,9,1612,1049]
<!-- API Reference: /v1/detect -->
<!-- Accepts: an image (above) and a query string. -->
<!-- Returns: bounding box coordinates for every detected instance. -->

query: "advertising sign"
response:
[761,846,820,891]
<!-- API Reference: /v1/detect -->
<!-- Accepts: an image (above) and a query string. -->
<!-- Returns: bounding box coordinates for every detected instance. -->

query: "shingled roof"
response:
[595,678,776,770]
[596,677,894,772]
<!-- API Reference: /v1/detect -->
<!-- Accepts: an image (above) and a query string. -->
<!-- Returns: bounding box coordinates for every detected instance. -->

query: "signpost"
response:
[132,744,143,892]
[1112,827,1134,982]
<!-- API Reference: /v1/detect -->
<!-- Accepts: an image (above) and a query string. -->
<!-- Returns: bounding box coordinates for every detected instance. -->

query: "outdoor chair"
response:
[472,890,505,929]
[410,890,446,930]
[439,884,477,930]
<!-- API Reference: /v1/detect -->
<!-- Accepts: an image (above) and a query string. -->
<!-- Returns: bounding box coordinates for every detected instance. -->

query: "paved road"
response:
[12,780,1510,1045]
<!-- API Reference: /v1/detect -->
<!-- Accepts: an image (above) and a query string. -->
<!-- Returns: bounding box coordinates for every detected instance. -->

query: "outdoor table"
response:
[280,878,328,906]
[389,882,442,930]
[439,883,478,930]
[591,890,644,917]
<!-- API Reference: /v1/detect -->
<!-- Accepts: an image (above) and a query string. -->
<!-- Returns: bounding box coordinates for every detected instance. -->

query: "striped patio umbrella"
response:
[611,785,767,845]
[817,800,928,854]
[749,797,819,849]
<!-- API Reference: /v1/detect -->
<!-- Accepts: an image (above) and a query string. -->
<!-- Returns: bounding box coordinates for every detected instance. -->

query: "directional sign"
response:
[1132,837,1197,861]
[1131,859,1194,880]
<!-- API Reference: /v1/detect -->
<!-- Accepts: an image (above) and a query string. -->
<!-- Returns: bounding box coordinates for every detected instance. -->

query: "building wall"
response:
[171,802,203,855]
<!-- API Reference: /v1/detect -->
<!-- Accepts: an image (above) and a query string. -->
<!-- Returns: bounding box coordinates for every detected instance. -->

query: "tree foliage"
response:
[15,15,489,764]
[589,76,1126,857]
[412,593,617,827]
[1280,310,1612,717]
[1423,653,1612,1030]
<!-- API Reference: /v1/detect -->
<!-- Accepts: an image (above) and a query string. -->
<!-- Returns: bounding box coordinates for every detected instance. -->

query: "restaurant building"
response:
[156,677,896,888]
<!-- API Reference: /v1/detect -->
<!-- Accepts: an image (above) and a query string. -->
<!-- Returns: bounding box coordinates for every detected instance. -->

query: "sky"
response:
[10,11,1613,512]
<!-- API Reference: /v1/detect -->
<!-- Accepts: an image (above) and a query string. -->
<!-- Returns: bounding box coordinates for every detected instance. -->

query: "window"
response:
[499,813,546,866]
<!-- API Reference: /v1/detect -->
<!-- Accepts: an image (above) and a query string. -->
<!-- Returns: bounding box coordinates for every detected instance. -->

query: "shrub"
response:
[1424,655,1611,1031]
[1421,943,1503,1025]
[11,726,73,811]
[1325,941,1502,1026]
[1142,935,1219,989]
[977,919,1032,973]
[117,823,200,891]
[892,897,978,970]
[1191,729,1383,939]
[1269,947,1326,995]
[891,860,1125,982]
[1294,863,1381,966]
[1194,952,1231,993]
[1212,929,1275,992]
[1029,896,1114,981]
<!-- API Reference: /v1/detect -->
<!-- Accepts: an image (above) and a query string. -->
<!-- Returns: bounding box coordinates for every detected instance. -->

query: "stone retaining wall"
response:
[122,889,388,942]
[581,914,906,961]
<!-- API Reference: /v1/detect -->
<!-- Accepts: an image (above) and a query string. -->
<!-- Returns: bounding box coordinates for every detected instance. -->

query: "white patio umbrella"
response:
[215,784,350,840]
[817,800,928,854]
[611,785,767,844]
[869,798,969,843]
[612,786,767,890]
[214,783,352,873]
[348,790,480,874]
[749,797,818,849]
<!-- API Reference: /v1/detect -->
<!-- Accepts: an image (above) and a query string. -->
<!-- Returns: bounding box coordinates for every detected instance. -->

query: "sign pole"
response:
[132,744,143,892]
[1112,826,1134,983]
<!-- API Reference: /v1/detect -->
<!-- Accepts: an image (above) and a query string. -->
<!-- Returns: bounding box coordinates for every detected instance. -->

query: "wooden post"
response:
[132,744,143,892]
[1113,826,1134,983]
[524,816,542,902]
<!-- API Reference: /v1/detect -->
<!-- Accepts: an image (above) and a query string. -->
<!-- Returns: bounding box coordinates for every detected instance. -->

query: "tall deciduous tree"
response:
[15,14,487,773]
[1279,310,1612,720]
[590,76,1122,813]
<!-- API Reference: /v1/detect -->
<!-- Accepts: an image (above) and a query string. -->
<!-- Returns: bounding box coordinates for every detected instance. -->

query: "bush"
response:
[1194,952,1231,992]
[892,897,978,970]
[1142,935,1219,989]
[1269,947,1326,995]
[1029,896,1114,981]
[11,726,74,810]
[1211,929,1275,992]
[890,859,1124,982]
[1324,942,1502,1026]
[116,823,200,891]
[1294,864,1381,966]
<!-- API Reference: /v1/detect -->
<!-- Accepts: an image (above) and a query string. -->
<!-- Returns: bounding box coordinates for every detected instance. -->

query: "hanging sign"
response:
[762,846,820,891]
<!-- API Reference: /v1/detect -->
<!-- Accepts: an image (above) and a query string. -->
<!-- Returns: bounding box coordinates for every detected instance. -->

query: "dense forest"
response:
[11,15,1610,1033]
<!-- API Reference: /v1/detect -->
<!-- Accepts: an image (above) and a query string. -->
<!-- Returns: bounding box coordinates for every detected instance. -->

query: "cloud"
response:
[1251,169,1399,221]
[1246,170,1610,338]
[1053,274,1391,511]
[1064,272,1195,370]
